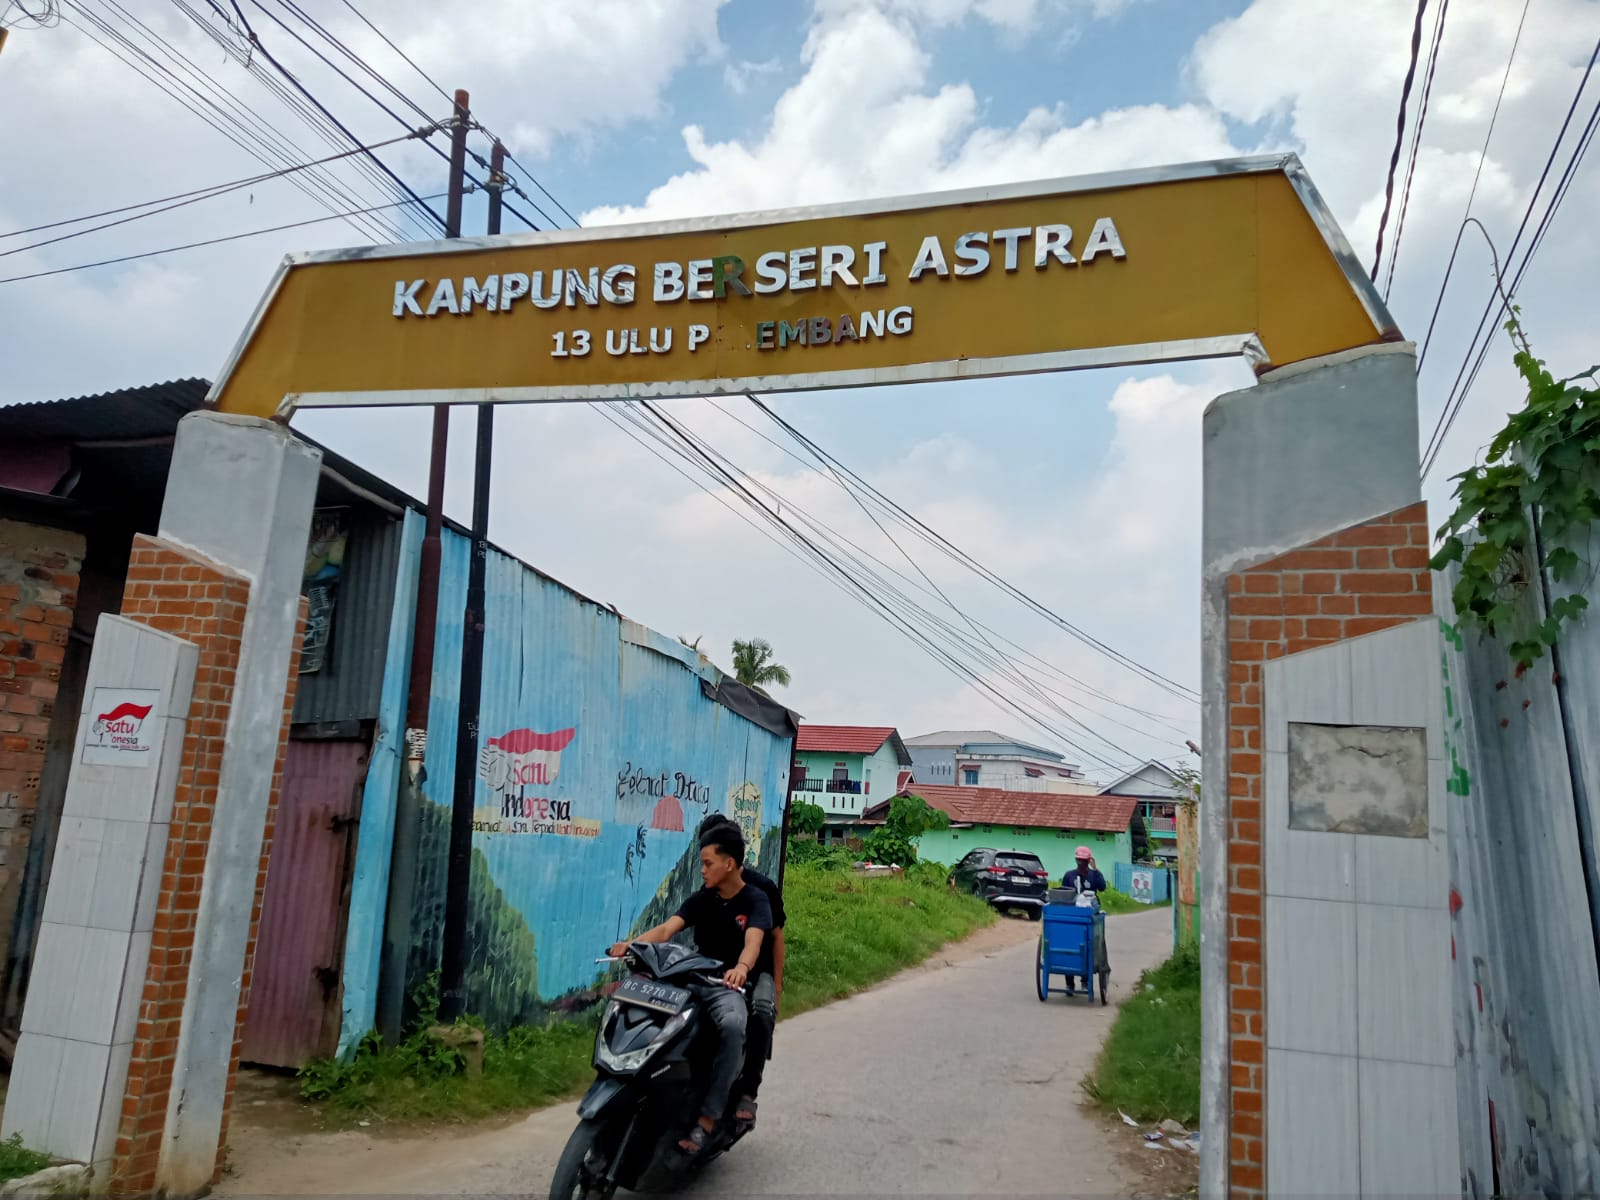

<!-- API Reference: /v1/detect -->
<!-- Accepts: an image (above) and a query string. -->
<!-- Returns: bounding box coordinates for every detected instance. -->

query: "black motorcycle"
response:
[550,942,753,1200]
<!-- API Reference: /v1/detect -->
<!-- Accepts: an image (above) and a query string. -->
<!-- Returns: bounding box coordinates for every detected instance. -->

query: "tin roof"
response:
[873,783,1137,833]
[0,378,211,441]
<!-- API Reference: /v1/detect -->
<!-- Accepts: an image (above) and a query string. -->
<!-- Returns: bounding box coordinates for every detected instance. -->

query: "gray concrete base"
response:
[1198,342,1425,1197]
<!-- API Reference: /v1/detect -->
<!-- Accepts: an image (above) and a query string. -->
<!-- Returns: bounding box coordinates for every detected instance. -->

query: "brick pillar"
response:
[0,519,84,964]
[1224,501,1433,1197]
[107,535,309,1195]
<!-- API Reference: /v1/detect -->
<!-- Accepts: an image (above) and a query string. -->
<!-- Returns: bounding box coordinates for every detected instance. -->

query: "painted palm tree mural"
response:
[617,822,648,942]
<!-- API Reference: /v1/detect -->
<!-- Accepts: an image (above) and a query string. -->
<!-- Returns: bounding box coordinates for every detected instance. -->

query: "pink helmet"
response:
[1075,845,1092,858]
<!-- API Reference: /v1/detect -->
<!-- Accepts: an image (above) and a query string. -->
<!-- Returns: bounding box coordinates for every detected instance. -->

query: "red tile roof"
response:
[796,724,897,754]
[879,784,1138,834]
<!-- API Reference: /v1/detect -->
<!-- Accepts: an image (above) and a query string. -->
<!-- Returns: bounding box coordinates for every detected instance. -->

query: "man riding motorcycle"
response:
[695,813,784,1127]
[609,821,770,1156]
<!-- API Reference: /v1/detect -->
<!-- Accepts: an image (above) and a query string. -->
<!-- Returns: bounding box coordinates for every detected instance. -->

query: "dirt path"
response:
[219,908,1177,1196]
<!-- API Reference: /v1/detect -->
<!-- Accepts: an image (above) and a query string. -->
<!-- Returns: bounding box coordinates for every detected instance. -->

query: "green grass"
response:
[1099,886,1173,915]
[1082,943,1200,1125]
[297,1017,598,1125]
[0,1135,52,1184]
[297,858,992,1123]
[779,861,995,1017]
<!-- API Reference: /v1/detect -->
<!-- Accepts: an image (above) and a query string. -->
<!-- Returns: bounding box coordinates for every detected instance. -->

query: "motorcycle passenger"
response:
[609,822,771,1157]
[696,813,785,1128]
[1062,847,1110,996]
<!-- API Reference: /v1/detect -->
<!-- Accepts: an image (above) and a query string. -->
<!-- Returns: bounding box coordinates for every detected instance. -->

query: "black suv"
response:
[948,848,1050,919]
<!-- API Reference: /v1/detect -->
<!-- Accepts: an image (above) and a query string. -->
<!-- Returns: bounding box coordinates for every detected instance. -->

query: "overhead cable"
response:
[0,193,444,285]
[1371,0,1432,282]
[1414,0,1533,371]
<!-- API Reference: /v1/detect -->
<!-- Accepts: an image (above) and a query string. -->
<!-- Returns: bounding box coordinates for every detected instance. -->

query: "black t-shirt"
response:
[742,866,786,929]
[675,881,773,971]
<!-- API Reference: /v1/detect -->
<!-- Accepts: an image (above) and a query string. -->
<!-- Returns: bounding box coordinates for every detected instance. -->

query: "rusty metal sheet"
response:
[242,739,368,1068]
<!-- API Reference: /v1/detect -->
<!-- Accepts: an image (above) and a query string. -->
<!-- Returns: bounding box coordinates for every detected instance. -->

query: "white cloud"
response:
[584,4,1231,224]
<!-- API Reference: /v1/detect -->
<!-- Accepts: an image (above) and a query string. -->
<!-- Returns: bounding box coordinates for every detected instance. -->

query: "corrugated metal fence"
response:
[339,517,793,1047]
[1438,553,1600,1197]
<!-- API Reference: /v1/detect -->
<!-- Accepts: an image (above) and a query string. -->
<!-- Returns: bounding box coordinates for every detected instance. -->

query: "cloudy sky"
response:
[3,0,1597,781]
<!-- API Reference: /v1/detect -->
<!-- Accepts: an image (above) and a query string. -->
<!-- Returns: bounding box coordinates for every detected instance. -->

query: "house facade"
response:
[793,725,911,832]
[881,783,1137,879]
[1100,759,1189,863]
[903,729,1095,794]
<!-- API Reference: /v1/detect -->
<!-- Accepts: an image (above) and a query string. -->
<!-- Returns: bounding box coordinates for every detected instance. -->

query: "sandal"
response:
[678,1123,713,1155]
[734,1097,757,1125]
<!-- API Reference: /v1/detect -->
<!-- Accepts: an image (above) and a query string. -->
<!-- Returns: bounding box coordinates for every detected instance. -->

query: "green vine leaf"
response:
[1431,310,1596,670]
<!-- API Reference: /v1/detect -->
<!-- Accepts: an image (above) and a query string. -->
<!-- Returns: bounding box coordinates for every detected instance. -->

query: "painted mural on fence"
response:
[395,533,792,1033]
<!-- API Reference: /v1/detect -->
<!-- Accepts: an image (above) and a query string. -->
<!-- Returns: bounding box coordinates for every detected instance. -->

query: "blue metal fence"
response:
[339,519,793,1048]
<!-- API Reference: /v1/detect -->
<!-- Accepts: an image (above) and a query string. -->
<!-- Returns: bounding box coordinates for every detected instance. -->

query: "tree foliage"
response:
[789,798,826,836]
[862,792,951,867]
[731,637,792,695]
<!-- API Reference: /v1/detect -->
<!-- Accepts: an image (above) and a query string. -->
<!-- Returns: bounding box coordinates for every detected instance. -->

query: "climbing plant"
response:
[1431,308,1600,668]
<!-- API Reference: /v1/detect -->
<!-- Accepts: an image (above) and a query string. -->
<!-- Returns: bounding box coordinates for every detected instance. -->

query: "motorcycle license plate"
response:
[615,977,692,1014]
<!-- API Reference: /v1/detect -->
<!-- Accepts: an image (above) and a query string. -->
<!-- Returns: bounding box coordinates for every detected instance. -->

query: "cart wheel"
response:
[1099,969,1110,1006]
[1036,938,1049,1002]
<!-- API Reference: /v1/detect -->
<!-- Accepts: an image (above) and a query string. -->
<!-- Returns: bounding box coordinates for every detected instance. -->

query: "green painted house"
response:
[871,783,1138,880]
[793,724,912,841]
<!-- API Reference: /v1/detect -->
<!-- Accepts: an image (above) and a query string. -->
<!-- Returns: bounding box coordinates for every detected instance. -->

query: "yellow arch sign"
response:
[209,155,1400,418]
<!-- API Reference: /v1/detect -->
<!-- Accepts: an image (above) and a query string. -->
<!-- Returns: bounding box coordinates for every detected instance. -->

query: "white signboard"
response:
[81,687,164,767]
[1130,867,1154,904]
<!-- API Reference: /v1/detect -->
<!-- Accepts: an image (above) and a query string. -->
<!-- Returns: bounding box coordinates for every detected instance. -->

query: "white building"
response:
[902,730,1097,794]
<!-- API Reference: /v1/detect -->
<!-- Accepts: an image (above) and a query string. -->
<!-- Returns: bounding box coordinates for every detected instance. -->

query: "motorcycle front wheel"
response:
[550,1116,621,1200]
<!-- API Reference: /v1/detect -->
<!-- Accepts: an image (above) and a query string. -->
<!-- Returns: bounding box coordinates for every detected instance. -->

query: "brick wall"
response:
[0,519,85,968]
[107,536,305,1194]
[1224,500,1432,1198]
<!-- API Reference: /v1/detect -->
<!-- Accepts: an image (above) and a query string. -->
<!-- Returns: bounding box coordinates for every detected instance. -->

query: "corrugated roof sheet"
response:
[796,724,896,754]
[882,783,1137,833]
[0,379,209,440]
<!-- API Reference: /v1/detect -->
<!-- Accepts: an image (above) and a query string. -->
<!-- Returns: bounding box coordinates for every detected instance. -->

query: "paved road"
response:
[221,906,1175,1197]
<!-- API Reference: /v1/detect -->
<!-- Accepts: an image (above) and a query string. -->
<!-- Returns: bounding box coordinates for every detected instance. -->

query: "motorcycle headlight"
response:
[594,1007,693,1075]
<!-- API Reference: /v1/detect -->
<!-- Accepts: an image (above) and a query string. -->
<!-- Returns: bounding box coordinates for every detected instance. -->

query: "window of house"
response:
[833,763,849,782]
[962,767,980,785]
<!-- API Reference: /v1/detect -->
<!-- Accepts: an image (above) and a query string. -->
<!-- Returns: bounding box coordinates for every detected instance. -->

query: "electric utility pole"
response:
[377,87,471,1039]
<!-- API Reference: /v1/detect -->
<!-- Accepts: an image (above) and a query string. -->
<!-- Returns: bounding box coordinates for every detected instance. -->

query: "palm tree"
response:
[731,638,791,696]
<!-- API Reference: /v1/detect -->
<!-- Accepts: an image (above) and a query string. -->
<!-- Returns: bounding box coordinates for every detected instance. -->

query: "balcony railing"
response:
[1148,817,1177,835]
[795,777,863,795]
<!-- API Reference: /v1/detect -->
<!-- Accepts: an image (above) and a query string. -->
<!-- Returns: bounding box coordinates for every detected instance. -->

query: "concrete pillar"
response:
[1200,343,1457,1196]
[148,413,319,1194]
[1,413,318,1196]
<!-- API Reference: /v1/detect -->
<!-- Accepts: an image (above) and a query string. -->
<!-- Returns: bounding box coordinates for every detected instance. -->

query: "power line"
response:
[1415,0,1533,372]
[61,1,403,242]
[1372,0,1431,282]
[334,0,582,228]
[687,401,1196,736]
[1421,33,1600,478]
[1384,0,1449,300]
[622,400,1145,770]
[0,128,433,255]
[226,0,449,232]
[747,395,1201,702]
[633,401,1170,761]
[0,192,444,285]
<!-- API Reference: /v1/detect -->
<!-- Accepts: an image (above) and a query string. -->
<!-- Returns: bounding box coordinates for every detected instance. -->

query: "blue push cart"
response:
[1036,889,1108,1005]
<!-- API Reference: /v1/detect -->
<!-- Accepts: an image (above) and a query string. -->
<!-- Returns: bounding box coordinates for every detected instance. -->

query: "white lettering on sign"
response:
[81,687,164,767]
[388,220,1127,323]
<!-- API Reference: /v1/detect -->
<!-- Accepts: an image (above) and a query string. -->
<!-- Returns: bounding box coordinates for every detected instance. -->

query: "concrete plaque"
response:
[1287,722,1428,839]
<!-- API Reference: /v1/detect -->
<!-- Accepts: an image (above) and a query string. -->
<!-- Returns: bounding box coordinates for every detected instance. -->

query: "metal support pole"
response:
[377,88,470,1040]
[438,140,503,1022]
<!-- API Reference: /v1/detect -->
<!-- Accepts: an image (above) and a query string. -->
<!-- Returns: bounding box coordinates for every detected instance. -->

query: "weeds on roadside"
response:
[1082,943,1201,1125]
[0,1134,52,1184]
